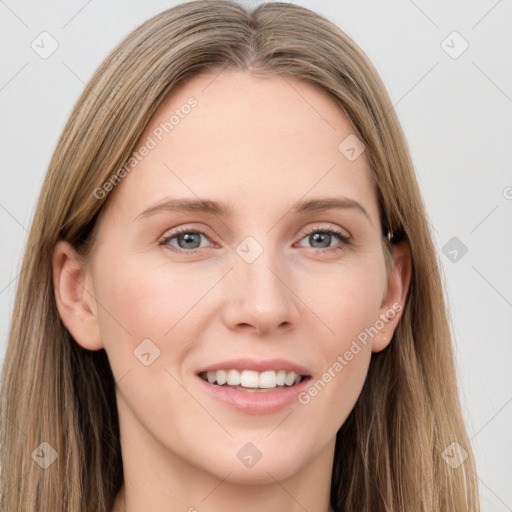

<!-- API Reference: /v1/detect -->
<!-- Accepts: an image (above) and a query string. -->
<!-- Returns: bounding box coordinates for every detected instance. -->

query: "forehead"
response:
[102,70,378,223]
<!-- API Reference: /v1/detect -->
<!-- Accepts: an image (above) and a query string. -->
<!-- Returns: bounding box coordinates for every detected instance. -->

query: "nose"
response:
[222,248,300,336]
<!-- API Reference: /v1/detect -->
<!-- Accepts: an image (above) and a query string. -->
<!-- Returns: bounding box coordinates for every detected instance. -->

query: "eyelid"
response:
[299,223,351,241]
[159,224,217,248]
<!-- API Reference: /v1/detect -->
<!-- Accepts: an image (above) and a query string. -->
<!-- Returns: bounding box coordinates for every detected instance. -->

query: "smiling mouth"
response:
[198,369,309,392]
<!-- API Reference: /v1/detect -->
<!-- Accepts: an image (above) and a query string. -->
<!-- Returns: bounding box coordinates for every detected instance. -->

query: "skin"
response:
[53,70,411,512]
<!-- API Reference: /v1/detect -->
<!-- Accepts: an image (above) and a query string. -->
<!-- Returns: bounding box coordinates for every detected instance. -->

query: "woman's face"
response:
[70,70,407,484]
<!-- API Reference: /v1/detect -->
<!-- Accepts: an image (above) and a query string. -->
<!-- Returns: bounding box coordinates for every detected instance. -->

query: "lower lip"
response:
[195,375,311,415]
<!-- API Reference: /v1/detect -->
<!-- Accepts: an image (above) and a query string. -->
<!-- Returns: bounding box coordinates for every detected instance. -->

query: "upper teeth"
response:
[200,369,302,388]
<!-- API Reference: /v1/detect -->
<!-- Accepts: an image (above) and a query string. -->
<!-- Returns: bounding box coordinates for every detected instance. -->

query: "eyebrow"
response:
[136,196,372,224]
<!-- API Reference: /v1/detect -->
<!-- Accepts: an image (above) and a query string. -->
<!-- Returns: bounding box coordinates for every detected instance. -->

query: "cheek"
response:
[293,257,384,423]
[91,253,216,377]
[298,254,386,346]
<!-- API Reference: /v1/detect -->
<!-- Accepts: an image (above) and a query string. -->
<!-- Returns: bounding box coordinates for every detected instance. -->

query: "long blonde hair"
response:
[0,1,480,510]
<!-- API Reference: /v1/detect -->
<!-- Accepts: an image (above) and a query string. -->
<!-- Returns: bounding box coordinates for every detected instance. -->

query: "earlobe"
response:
[52,240,104,350]
[372,241,412,353]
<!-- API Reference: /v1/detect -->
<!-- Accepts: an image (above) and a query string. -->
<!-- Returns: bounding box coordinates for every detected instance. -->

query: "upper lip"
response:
[196,358,311,376]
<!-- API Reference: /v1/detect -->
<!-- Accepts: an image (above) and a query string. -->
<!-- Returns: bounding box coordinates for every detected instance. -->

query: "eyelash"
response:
[159,225,351,255]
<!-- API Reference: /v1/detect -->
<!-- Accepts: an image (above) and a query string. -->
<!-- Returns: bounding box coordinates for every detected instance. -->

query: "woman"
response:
[0,1,480,510]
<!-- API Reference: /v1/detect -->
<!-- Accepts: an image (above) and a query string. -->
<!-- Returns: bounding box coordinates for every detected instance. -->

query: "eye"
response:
[159,224,351,256]
[160,226,213,254]
[296,225,351,253]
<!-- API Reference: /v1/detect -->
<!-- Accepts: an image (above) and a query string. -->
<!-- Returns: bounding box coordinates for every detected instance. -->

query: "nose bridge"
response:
[223,236,298,334]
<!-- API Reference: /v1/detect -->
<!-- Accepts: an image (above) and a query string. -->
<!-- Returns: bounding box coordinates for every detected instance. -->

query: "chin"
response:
[189,437,315,485]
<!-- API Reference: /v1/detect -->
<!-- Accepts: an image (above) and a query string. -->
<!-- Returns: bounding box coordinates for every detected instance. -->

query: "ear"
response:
[52,240,104,350]
[372,241,412,353]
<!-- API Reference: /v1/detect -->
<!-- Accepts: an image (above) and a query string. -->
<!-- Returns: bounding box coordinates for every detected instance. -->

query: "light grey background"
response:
[1,0,511,509]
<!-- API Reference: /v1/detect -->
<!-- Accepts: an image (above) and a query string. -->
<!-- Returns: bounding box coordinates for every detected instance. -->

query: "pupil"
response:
[311,232,330,248]
[180,233,200,249]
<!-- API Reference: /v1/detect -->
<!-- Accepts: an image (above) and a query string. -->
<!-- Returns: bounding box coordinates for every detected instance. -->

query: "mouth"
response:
[195,358,312,413]
[198,369,310,393]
